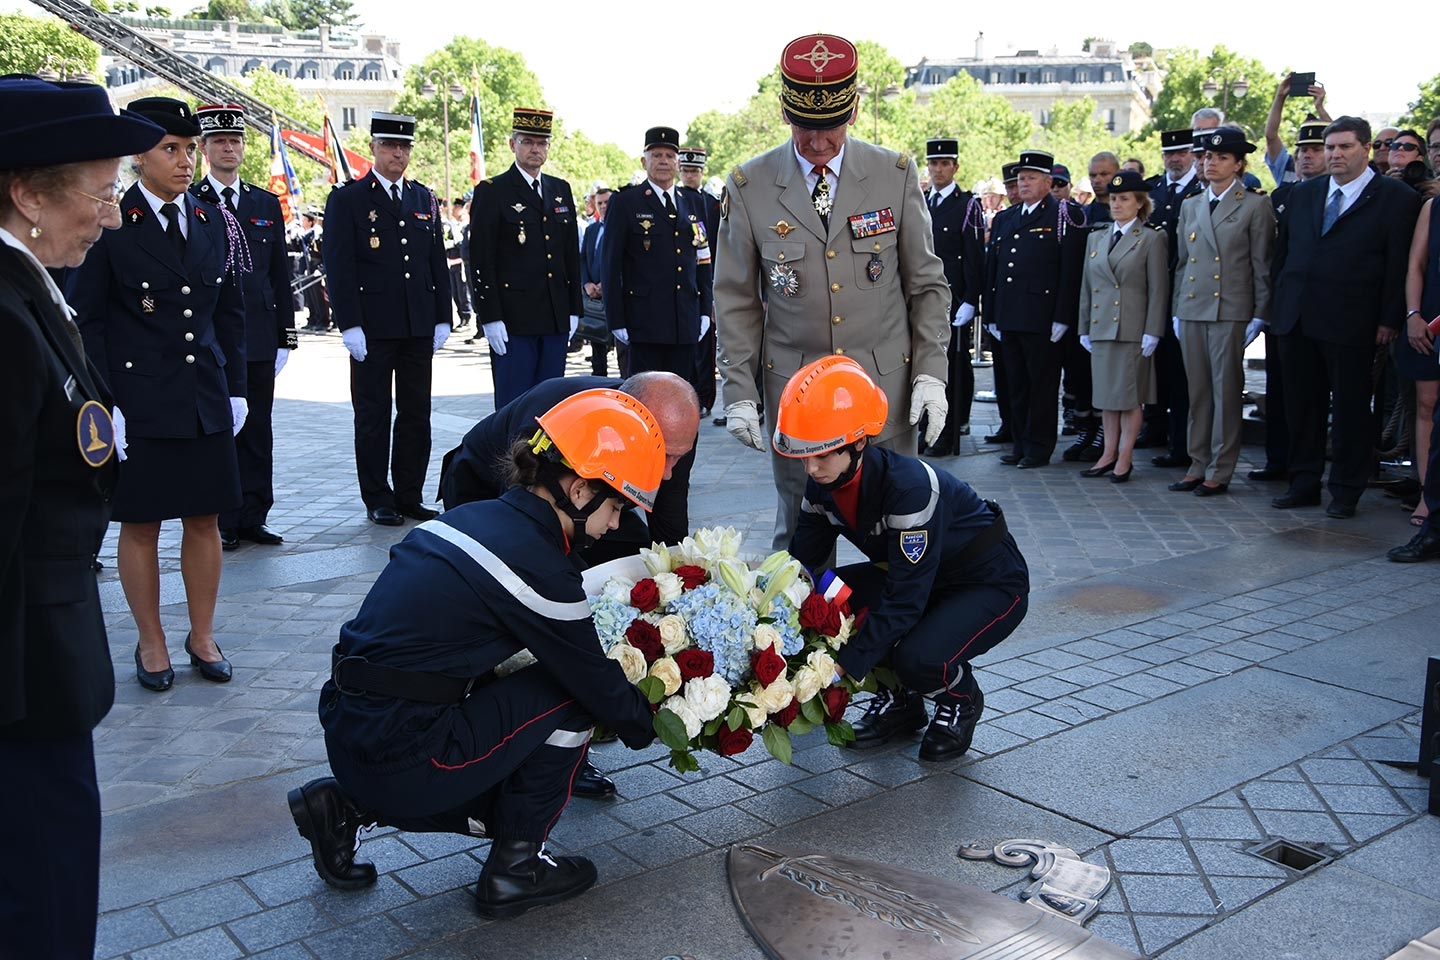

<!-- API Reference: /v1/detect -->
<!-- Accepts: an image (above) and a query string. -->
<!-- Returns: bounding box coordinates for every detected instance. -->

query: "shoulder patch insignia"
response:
[900,530,927,564]
[896,154,909,170]
[731,166,747,187]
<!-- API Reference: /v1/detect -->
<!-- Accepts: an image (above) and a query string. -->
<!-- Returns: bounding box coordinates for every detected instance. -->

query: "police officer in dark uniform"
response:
[774,357,1029,761]
[191,103,298,550]
[980,162,1021,448]
[323,111,452,526]
[288,390,665,919]
[0,76,164,960]
[921,137,985,457]
[470,108,582,408]
[677,146,720,415]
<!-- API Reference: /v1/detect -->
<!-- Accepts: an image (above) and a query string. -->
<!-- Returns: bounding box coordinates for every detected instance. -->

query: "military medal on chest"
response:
[368,209,380,248]
[641,218,653,252]
[769,262,799,297]
[867,252,884,282]
[141,295,156,313]
[511,203,528,245]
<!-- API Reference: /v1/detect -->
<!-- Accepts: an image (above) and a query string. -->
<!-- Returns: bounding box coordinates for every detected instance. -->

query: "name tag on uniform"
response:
[848,208,896,239]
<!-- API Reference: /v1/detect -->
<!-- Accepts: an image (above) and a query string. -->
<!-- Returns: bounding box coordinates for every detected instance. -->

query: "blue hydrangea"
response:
[763,594,805,656]
[587,595,635,652]
[668,582,757,686]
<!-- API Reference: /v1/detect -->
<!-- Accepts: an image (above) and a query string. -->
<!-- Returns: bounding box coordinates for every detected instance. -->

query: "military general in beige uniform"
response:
[1170,128,1274,496]
[715,33,950,548]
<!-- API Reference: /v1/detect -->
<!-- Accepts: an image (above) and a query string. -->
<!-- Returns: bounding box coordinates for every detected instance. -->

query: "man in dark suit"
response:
[193,104,298,550]
[470,108,582,408]
[579,184,612,376]
[921,137,984,457]
[1270,116,1423,517]
[323,111,452,526]
[678,147,721,416]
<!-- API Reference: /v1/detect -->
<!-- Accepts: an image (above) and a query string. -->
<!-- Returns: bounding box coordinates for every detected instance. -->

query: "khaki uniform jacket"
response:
[1079,223,1169,342]
[1172,182,1275,322]
[714,138,949,441]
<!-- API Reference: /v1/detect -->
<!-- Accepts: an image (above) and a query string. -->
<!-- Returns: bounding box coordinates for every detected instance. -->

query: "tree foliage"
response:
[0,12,101,78]
[926,73,1034,187]
[231,68,325,188]
[1400,72,1440,131]
[1147,45,1298,139]
[286,0,355,27]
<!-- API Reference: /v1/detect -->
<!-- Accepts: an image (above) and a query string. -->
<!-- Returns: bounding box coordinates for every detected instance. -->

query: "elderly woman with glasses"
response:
[0,75,165,960]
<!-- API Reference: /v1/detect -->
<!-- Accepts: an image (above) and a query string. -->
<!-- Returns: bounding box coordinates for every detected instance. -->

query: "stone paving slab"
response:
[1263,601,1440,707]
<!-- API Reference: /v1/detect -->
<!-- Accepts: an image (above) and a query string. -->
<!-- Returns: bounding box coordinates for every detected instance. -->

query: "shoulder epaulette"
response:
[731,166,747,187]
[1145,221,1164,230]
[1247,186,1266,195]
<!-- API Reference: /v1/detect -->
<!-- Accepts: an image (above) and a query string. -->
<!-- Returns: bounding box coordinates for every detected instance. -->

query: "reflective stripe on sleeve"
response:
[416,520,592,621]
[884,461,940,529]
[544,727,593,749]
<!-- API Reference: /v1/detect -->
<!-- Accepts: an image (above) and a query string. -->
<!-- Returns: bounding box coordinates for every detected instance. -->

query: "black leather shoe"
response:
[924,439,957,458]
[220,528,240,551]
[1080,461,1116,477]
[919,689,984,762]
[983,430,1013,444]
[134,645,174,692]
[571,759,616,800]
[287,777,378,890]
[1110,467,1133,484]
[1325,500,1357,519]
[1168,477,1203,492]
[1389,529,1440,563]
[1271,490,1321,509]
[999,453,1023,465]
[1195,482,1229,497]
[847,688,928,748]
[1062,426,1101,462]
[1016,457,1048,469]
[1151,453,1189,468]
[184,633,232,683]
[237,524,283,545]
[397,503,440,522]
[474,840,597,919]
[1247,467,1286,482]
[958,424,971,436]
[367,506,404,526]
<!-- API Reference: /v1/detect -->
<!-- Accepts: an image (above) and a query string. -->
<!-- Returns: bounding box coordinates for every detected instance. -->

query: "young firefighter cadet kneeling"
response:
[287,390,665,919]
[775,357,1031,761]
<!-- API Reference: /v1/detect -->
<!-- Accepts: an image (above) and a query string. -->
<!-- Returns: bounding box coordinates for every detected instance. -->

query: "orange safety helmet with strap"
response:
[772,356,889,458]
[530,389,666,512]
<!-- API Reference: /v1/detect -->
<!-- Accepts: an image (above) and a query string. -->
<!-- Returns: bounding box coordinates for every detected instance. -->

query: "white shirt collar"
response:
[1168,166,1197,190]
[0,225,71,314]
[207,173,240,200]
[1329,166,1374,207]
[794,144,845,186]
[1114,218,1137,236]
[647,179,677,206]
[511,164,542,193]
[1206,179,1238,203]
[931,182,957,202]
[372,170,404,198]
[137,181,187,238]
[1022,201,1039,216]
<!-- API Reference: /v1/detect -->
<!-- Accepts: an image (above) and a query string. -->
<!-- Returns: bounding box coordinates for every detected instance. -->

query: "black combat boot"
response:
[287,777,378,890]
[474,840,598,919]
[847,687,927,748]
[919,689,985,762]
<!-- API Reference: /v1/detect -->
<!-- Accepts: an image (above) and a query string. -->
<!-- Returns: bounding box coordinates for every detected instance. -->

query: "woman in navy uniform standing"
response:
[0,76,165,960]
[74,97,248,691]
[289,390,665,918]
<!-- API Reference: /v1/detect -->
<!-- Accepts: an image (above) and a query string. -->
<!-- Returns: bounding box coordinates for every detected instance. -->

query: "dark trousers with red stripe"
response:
[837,541,1029,704]
[326,669,592,843]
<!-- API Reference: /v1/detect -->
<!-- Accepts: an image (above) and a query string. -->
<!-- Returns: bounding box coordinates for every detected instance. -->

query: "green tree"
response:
[0,12,100,78]
[286,0,356,27]
[1128,41,1153,59]
[1147,45,1294,139]
[685,69,792,179]
[1037,97,1116,171]
[549,133,636,199]
[1400,72,1440,130]
[924,72,1033,187]
[228,69,325,190]
[208,0,253,18]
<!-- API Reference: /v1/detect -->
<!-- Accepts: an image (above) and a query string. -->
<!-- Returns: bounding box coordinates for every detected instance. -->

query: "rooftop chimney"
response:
[975,32,985,61]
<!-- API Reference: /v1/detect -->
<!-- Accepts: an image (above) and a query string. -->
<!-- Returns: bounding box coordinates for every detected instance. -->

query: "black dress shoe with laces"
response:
[474,840,597,919]
[184,633,232,683]
[919,689,984,762]
[999,453,1023,465]
[397,503,440,522]
[846,688,928,748]
[1247,467,1286,481]
[1016,456,1048,469]
[288,777,378,890]
[134,645,174,692]
[367,506,404,526]
[1388,528,1440,563]
[220,528,240,551]
[1271,490,1321,509]
[571,759,616,799]
[1151,453,1188,468]
[1325,500,1357,519]
[237,524,284,545]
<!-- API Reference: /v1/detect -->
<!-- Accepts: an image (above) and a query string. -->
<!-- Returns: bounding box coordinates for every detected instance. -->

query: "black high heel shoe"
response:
[1110,466,1134,484]
[135,645,174,692]
[184,633,233,683]
[1080,461,1116,478]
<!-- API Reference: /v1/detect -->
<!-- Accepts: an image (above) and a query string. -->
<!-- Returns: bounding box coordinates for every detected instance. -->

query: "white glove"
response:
[112,406,128,462]
[273,348,290,377]
[1050,322,1068,343]
[908,374,948,446]
[230,397,248,436]
[341,326,367,362]
[699,315,711,341]
[612,327,630,345]
[987,323,1002,342]
[568,315,579,339]
[482,320,509,356]
[1141,334,1160,357]
[953,302,976,326]
[1245,318,1265,347]
[1080,334,1093,353]
[433,322,450,354]
[724,400,764,450]
[1172,317,1181,340]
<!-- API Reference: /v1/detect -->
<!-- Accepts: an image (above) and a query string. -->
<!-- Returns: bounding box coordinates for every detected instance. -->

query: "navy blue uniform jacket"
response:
[322,172,451,339]
[788,446,1027,679]
[191,179,297,357]
[73,185,246,439]
[320,490,655,771]
[1147,175,1206,272]
[983,194,1086,334]
[928,189,985,312]
[601,183,714,343]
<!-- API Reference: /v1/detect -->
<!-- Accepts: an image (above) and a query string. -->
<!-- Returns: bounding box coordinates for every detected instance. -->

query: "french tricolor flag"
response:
[816,570,851,606]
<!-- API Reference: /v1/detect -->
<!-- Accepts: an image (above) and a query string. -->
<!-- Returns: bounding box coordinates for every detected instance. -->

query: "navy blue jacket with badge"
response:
[983,194,1086,335]
[927,188,985,314]
[190,178,297,358]
[322,171,451,339]
[319,489,655,771]
[73,184,246,439]
[788,445,1028,680]
[1147,174,1206,272]
[601,182,714,344]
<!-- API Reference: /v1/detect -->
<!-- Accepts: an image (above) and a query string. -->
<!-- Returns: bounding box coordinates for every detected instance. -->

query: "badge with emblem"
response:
[1188,231,1197,242]
[769,262,799,297]
[867,252,884,283]
[370,236,380,249]
[900,530,927,563]
[76,400,116,467]
[141,295,155,313]
[848,208,896,239]
[127,207,145,224]
[641,218,653,252]
[194,206,207,224]
[368,209,378,223]
[770,220,795,238]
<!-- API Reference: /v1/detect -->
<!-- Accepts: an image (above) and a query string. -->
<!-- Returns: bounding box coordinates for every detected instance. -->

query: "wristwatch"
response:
[1406,309,1421,319]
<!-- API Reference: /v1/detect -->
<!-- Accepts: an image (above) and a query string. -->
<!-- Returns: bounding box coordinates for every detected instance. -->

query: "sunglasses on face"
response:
[1373,139,1395,148]
[1390,142,1421,153]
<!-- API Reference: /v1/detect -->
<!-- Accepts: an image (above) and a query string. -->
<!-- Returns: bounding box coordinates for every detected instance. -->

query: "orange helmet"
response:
[532,389,666,511]
[772,356,889,458]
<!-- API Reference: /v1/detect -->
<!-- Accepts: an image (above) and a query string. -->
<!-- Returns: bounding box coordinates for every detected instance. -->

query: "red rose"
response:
[752,644,787,687]
[624,620,665,663]
[630,579,660,613]
[674,648,714,681]
[772,699,800,728]
[822,685,851,724]
[799,593,831,632]
[716,722,753,756]
[674,565,709,591]
[819,604,843,638]
[852,606,869,632]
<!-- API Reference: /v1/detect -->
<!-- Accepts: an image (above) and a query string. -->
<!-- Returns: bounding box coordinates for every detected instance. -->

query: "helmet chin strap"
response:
[817,443,862,492]
[542,474,608,552]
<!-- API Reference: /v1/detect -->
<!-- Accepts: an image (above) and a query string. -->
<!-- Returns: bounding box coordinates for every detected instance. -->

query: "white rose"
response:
[639,543,674,575]
[782,577,812,608]
[828,614,853,650]
[661,695,703,740]
[606,642,647,684]
[649,656,682,696]
[656,614,688,654]
[805,649,836,682]
[741,689,768,730]
[754,676,795,714]
[654,572,683,606]
[683,674,732,723]
[602,577,635,603]
[792,665,823,704]
[752,623,783,652]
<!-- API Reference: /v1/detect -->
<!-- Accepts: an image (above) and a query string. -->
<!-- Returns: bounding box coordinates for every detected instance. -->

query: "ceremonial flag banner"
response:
[321,100,353,185]
[268,121,302,223]
[469,94,485,184]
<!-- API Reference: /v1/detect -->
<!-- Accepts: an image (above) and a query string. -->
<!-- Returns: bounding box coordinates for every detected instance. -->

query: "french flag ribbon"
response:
[816,570,851,606]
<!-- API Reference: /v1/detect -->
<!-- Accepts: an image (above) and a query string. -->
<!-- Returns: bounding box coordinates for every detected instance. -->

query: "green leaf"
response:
[800,696,825,725]
[833,720,856,743]
[787,717,814,736]
[653,709,690,751]
[825,722,851,747]
[858,674,878,694]
[727,705,746,731]
[636,676,666,704]
[762,723,793,765]
[667,748,700,774]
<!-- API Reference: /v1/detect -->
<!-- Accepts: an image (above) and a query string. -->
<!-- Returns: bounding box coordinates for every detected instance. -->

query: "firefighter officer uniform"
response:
[677,145,722,414]
[322,111,452,526]
[190,103,298,549]
[775,358,1030,762]
[288,390,664,919]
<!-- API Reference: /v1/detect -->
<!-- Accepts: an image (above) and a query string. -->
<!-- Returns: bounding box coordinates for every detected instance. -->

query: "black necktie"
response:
[662,190,675,216]
[221,185,236,214]
[160,201,185,256]
[390,183,401,207]
[1109,229,1123,251]
[1209,197,1220,214]
[533,177,542,198]
[930,191,940,209]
